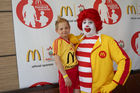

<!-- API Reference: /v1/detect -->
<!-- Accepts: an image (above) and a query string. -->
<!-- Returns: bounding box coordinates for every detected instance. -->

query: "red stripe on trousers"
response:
[79,71,92,77]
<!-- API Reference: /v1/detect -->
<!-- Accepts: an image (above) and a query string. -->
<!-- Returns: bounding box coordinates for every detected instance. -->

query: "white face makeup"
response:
[82,18,96,37]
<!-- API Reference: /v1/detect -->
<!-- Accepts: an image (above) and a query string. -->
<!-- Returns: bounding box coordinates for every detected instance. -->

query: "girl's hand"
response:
[64,76,72,87]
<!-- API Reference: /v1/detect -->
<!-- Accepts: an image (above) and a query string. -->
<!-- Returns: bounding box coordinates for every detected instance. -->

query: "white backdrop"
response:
[12,0,140,88]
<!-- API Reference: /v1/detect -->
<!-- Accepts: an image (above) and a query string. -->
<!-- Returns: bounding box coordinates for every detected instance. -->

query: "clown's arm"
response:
[68,34,83,44]
[101,37,132,93]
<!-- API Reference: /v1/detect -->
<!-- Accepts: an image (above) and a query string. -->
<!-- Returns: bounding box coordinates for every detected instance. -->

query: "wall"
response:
[0,0,19,92]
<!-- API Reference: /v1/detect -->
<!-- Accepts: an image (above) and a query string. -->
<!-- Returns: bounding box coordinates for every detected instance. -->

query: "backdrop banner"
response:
[12,0,140,88]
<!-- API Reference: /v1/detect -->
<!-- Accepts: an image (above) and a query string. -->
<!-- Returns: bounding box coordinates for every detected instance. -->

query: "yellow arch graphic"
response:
[60,6,73,16]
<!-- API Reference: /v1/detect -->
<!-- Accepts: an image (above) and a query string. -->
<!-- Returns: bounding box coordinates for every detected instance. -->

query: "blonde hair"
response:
[55,16,70,30]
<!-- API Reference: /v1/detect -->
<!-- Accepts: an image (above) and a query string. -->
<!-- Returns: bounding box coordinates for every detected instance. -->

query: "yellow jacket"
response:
[74,34,131,93]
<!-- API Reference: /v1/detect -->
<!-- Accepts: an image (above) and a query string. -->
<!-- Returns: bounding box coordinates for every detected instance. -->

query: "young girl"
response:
[53,16,80,93]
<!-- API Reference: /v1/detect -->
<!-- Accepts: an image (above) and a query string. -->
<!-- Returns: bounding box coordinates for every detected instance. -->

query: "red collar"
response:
[59,37,70,44]
[84,35,99,39]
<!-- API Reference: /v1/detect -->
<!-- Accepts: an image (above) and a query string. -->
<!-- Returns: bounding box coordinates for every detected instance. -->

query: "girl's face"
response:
[56,22,70,38]
[82,18,96,37]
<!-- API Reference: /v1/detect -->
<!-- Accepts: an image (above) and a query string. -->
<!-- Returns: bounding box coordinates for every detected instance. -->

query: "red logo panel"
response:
[16,0,53,29]
[99,51,107,58]
[30,82,52,88]
[131,31,140,56]
[93,0,121,24]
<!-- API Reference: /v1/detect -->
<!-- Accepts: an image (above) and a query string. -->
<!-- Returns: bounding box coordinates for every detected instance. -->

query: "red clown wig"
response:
[77,8,102,32]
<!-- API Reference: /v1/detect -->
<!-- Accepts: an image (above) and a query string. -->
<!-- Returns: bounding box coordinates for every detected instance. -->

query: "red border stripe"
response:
[115,40,130,85]
[113,80,119,85]
[53,39,58,55]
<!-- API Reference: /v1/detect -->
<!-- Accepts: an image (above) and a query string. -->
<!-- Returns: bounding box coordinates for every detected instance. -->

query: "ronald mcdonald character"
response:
[69,8,132,93]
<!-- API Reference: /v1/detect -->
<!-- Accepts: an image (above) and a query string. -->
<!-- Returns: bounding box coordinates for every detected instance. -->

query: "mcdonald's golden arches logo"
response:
[67,52,74,64]
[60,6,73,17]
[127,5,136,14]
[99,51,107,58]
[26,49,41,62]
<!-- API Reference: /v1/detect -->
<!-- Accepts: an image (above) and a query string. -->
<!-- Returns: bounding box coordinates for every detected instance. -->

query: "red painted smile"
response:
[85,28,91,32]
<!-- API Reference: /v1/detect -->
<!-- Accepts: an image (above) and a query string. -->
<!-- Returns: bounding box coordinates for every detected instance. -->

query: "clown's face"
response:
[82,18,96,37]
